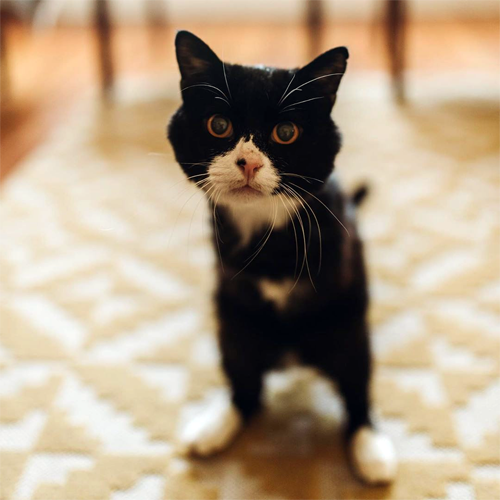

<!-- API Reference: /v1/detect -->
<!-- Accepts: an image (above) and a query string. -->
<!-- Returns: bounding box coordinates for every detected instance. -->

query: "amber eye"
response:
[207,115,233,138]
[272,121,300,144]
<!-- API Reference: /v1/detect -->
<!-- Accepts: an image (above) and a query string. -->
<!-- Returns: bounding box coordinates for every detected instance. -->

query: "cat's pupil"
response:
[277,122,295,142]
[212,115,229,135]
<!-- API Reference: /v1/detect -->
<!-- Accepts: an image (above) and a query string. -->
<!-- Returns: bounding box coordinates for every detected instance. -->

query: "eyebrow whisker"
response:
[214,96,231,106]
[181,82,230,103]
[279,73,343,106]
[222,61,232,101]
[277,73,296,106]
[280,96,324,113]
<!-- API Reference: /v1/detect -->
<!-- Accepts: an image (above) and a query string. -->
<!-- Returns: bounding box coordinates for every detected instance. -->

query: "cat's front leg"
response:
[300,317,398,485]
[178,297,282,457]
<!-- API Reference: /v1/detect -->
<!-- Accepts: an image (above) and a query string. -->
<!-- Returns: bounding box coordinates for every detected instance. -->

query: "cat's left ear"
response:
[175,30,221,81]
[295,47,349,106]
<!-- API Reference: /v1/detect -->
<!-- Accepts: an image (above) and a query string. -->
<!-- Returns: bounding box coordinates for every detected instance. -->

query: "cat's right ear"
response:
[294,46,349,106]
[175,31,221,81]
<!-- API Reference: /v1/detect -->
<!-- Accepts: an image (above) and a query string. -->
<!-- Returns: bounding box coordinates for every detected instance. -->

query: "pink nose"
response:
[236,158,262,180]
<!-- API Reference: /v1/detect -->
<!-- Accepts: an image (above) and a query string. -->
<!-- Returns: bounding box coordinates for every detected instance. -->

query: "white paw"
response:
[350,426,397,484]
[178,393,243,457]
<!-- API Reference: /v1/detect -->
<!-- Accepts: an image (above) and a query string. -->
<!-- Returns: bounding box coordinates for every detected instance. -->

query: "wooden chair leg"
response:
[385,0,407,103]
[1,14,10,101]
[95,0,113,96]
[146,0,168,55]
[306,0,324,59]
[146,0,168,31]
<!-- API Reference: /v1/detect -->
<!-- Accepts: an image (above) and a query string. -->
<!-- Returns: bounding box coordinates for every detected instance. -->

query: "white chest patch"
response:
[227,200,295,246]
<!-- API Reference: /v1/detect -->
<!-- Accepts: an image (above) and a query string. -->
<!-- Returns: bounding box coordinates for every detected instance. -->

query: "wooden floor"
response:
[1,20,499,181]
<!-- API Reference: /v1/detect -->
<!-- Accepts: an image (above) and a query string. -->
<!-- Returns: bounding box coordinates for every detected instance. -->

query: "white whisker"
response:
[284,185,312,249]
[280,96,324,112]
[280,72,343,106]
[277,193,299,281]
[212,190,225,273]
[286,185,323,275]
[222,61,232,101]
[169,177,209,203]
[187,173,210,180]
[277,73,296,106]
[188,182,217,259]
[211,190,224,244]
[181,82,230,103]
[280,190,308,292]
[178,161,212,168]
[214,96,231,106]
[289,182,350,237]
[163,174,207,198]
[280,172,324,184]
[282,185,316,292]
[168,179,210,247]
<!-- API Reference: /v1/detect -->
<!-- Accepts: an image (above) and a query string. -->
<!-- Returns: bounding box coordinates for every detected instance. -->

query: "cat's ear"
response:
[175,31,221,81]
[295,47,349,106]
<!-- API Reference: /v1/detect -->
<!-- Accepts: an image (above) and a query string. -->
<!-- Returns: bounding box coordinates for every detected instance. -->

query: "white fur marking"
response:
[350,426,398,484]
[258,278,311,311]
[178,393,242,456]
[259,278,294,311]
[227,198,293,245]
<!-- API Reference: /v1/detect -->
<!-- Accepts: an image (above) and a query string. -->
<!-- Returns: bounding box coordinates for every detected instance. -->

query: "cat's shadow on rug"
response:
[185,412,392,500]
[175,370,393,500]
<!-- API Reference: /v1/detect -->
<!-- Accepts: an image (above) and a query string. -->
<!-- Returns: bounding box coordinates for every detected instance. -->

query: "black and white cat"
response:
[168,31,397,484]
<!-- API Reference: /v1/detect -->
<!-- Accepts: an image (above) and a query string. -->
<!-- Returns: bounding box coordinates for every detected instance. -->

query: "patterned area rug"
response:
[1,74,499,500]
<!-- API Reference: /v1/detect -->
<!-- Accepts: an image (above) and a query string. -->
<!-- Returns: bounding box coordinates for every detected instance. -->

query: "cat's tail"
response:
[351,183,370,207]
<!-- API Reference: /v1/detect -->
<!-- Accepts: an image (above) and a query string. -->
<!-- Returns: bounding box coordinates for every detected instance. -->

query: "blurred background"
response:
[1,2,499,500]
[1,0,498,178]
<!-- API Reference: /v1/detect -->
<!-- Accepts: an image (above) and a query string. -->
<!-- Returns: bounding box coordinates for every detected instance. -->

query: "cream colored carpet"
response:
[1,73,499,500]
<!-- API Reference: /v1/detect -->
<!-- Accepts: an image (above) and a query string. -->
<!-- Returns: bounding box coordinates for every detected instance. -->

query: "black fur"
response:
[168,31,373,438]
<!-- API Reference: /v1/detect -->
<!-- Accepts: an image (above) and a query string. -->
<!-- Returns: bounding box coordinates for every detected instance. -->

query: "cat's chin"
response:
[222,186,266,204]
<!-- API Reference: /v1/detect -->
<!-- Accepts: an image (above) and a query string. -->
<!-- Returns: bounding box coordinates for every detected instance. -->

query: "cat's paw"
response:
[178,393,243,457]
[350,426,397,485]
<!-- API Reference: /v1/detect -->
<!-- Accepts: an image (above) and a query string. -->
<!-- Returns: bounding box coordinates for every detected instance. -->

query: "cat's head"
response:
[168,31,348,207]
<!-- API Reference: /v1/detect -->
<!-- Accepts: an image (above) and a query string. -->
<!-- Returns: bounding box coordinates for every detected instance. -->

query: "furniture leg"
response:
[95,0,113,96]
[385,0,407,103]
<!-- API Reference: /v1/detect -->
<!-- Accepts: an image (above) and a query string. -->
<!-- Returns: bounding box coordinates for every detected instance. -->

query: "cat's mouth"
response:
[223,184,266,204]
[230,186,262,196]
